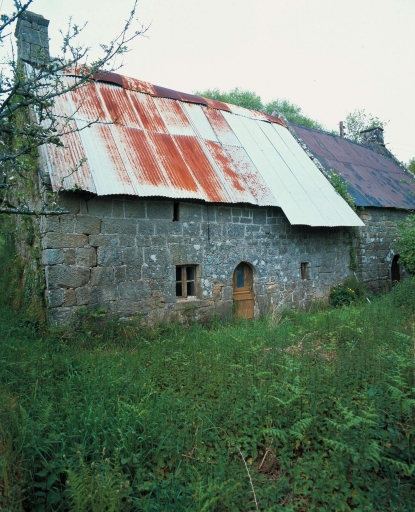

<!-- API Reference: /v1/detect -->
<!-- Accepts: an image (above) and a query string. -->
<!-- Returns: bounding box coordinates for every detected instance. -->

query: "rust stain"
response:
[94,123,134,189]
[45,119,95,193]
[263,113,286,127]
[97,83,142,128]
[224,145,277,205]
[153,85,182,101]
[69,81,107,121]
[92,70,124,87]
[178,91,208,106]
[121,76,156,95]
[204,140,249,195]
[128,93,168,134]
[204,108,241,146]
[203,97,232,112]
[173,136,230,203]
[147,132,200,193]
[156,98,194,135]
[119,128,172,190]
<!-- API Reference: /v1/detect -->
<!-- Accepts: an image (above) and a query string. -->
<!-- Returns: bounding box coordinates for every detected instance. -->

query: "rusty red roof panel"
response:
[177,91,208,106]
[173,136,231,203]
[203,140,256,204]
[128,92,168,134]
[96,82,142,128]
[41,120,96,194]
[203,97,232,112]
[292,123,415,209]
[152,85,182,101]
[41,72,364,226]
[223,145,278,206]
[143,132,201,195]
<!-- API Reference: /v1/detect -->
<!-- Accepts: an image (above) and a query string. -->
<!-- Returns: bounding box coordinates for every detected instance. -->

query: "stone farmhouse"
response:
[288,122,415,290]
[12,12,415,324]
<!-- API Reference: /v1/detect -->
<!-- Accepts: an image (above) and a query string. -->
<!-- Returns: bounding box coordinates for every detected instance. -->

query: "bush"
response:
[394,214,415,274]
[330,282,356,307]
[390,276,415,311]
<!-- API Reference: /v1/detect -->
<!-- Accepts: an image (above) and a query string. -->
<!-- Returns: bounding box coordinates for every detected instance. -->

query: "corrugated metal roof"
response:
[39,71,363,227]
[292,124,415,209]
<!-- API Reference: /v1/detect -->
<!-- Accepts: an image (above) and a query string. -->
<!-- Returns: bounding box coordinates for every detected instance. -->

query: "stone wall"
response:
[15,11,49,65]
[356,207,407,292]
[40,193,355,324]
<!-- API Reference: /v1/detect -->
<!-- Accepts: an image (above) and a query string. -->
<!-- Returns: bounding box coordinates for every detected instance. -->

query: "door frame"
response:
[232,261,255,319]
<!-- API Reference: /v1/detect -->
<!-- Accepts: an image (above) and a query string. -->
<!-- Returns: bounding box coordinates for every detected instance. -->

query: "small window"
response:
[173,202,180,222]
[235,263,245,288]
[176,265,196,298]
[301,262,310,280]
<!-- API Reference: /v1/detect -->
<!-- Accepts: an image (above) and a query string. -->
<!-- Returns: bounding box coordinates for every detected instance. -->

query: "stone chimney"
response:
[15,11,50,65]
[359,127,385,146]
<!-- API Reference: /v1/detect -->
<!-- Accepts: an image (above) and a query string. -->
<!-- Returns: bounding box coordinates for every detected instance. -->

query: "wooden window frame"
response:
[176,265,197,299]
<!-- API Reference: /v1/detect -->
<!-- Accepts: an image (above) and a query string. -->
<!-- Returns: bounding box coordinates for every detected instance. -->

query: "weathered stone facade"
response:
[15,11,49,65]
[357,207,407,292]
[41,193,357,324]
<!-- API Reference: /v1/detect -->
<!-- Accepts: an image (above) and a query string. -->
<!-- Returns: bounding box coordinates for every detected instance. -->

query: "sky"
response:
[1,0,414,162]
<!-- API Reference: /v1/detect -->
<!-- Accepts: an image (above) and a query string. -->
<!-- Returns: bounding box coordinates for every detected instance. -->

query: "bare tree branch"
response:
[0,0,145,216]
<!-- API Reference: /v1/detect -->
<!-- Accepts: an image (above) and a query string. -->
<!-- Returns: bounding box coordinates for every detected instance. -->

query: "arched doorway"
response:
[233,262,254,319]
[391,254,400,283]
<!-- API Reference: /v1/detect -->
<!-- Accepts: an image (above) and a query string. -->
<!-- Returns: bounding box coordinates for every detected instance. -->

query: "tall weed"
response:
[1,243,415,510]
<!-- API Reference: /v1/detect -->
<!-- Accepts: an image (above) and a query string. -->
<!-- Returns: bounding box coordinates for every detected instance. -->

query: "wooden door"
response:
[233,263,254,319]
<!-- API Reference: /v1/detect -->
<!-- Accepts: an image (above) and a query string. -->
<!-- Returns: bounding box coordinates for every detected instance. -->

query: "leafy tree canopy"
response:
[263,99,324,130]
[407,158,415,174]
[195,87,324,130]
[344,109,388,144]
[197,87,263,111]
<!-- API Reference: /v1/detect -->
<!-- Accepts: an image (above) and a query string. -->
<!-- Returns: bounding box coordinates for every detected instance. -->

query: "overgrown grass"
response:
[1,245,415,510]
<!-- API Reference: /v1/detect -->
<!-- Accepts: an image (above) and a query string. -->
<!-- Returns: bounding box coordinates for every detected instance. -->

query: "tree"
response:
[0,0,144,216]
[195,87,324,130]
[264,99,324,130]
[195,87,263,111]
[344,109,388,144]
[407,158,415,174]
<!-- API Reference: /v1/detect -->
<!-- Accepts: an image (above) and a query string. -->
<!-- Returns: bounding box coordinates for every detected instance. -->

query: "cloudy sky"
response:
[2,0,414,162]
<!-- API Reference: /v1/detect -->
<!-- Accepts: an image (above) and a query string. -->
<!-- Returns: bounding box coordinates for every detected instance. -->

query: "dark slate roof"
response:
[291,123,415,209]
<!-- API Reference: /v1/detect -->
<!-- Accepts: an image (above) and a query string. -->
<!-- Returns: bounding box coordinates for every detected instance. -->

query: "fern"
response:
[384,457,415,477]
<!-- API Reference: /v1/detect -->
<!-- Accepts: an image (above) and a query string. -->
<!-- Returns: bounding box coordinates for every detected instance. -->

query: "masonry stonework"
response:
[356,207,407,292]
[40,193,357,324]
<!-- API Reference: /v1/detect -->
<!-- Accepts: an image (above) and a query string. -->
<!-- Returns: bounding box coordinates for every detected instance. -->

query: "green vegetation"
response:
[408,158,415,175]
[344,109,388,144]
[1,244,415,511]
[195,88,324,130]
[327,170,355,211]
[394,214,415,274]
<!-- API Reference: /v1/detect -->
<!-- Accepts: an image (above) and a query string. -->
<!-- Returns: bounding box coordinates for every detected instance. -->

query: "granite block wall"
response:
[356,207,407,291]
[40,193,357,324]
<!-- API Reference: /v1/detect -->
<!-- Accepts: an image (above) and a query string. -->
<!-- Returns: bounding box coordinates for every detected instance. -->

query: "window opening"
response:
[235,263,245,288]
[301,262,310,280]
[176,265,196,298]
[173,202,180,222]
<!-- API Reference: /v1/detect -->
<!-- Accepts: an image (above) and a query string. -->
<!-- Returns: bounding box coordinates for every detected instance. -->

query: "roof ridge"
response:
[62,67,285,126]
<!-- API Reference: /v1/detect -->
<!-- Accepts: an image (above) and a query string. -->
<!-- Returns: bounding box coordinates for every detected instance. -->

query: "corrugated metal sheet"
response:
[292,124,415,209]
[40,72,364,227]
